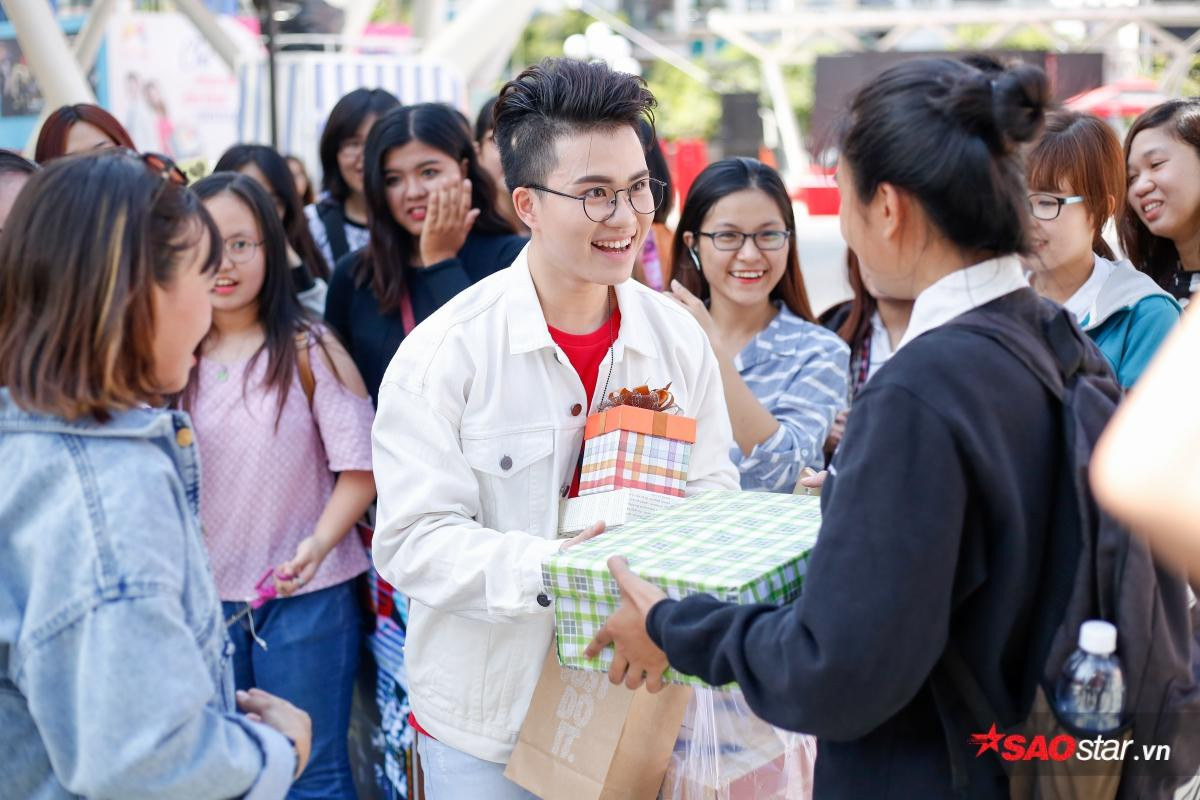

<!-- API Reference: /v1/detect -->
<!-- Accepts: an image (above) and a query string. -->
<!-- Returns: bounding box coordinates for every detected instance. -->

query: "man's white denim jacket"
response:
[372,245,740,763]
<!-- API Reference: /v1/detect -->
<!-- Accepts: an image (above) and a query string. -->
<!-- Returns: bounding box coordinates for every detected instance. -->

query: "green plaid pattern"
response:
[544,490,821,685]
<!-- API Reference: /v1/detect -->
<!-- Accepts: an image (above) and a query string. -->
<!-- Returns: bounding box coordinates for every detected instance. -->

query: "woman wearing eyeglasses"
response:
[324,102,527,402]
[667,157,848,491]
[182,173,377,799]
[305,89,400,270]
[1026,110,1180,387]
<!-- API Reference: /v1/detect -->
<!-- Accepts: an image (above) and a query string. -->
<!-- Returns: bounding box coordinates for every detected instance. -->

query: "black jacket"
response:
[647,289,1067,799]
[325,231,526,403]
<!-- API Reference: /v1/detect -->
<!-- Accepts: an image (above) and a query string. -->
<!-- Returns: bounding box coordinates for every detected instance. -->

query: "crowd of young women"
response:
[2,59,1199,800]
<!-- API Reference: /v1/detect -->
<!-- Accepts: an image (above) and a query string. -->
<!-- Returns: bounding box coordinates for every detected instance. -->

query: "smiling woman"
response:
[1025,110,1180,387]
[668,157,848,490]
[1119,99,1200,305]
[183,172,377,799]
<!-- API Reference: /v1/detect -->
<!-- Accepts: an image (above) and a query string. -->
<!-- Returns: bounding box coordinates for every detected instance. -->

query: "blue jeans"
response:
[225,579,362,800]
[417,734,540,800]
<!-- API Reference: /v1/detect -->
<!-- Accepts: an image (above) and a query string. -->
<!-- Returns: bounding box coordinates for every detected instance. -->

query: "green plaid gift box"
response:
[543,490,821,686]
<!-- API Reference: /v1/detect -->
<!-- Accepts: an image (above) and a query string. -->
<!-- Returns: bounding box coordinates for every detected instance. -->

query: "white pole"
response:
[172,0,242,72]
[72,0,120,73]
[1,0,96,107]
[760,57,808,183]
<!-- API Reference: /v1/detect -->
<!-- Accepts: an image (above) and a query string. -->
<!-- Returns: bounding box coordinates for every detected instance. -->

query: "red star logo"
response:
[969,724,1004,757]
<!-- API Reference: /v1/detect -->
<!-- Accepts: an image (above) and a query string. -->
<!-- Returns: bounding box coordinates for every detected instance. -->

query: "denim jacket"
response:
[0,390,294,799]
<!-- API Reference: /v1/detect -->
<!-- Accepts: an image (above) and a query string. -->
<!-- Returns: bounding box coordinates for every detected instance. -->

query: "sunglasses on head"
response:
[140,151,188,187]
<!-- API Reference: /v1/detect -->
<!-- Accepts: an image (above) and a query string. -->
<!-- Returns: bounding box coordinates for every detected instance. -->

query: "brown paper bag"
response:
[505,646,691,800]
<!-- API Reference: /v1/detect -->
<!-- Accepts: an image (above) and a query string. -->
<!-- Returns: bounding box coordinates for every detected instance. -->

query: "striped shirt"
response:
[732,303,850,492]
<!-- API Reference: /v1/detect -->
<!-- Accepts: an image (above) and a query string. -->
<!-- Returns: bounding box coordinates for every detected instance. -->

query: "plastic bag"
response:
[660,688,817,800]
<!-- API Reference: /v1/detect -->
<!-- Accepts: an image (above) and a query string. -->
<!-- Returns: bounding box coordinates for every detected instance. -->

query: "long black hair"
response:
[360,103,513,314]
[671,157,815,322]
[318,88,400,203]
[186,172,333,426]
[215,144,331,280]
[839,57,1049,258]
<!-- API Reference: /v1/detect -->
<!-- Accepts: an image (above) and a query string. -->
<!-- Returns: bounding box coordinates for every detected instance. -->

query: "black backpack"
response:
[936,297,1200,799]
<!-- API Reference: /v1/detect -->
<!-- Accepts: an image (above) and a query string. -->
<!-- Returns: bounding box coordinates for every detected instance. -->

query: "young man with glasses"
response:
[370,58,740,797]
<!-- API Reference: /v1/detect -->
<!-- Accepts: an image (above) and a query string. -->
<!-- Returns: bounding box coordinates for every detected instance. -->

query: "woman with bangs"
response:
[1026,109,1180,387]
[184,172,377,799]
[668,157,848,491]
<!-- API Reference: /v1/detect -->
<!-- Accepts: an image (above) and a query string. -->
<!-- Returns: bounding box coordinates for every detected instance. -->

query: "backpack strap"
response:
[295,331,315,411]
[318,201,351,264]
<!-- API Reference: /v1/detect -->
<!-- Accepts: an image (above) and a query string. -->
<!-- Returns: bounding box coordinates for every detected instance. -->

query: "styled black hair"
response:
[672,157,814,322]
[474,95,498,143]
[360,103,513,314]
[839,57,1049,257]
[187,172,328,426]
[493,58,657,193]
[0,149,37,178]
[638,118,673,225]
[318,88,400,203]
[215,143,331,280]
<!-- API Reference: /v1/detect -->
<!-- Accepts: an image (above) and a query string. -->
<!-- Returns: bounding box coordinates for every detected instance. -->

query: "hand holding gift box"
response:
[546,490,822,688]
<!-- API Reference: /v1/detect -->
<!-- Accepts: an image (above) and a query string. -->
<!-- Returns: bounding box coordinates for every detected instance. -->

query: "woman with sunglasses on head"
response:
[1121,99,1200,308]
[216,144,332,315]
[1025,110,1180,388]
[325,102,527,402]
[305,89,400,269]
[667,157,848,491]
[0,152,310,798]
[183,173,377,800]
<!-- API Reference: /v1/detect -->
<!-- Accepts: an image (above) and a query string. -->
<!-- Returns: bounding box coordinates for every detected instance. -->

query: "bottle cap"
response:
[1079,620,1117,655]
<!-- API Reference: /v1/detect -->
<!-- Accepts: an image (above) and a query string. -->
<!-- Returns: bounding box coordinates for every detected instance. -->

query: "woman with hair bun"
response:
[585,57,1162,798]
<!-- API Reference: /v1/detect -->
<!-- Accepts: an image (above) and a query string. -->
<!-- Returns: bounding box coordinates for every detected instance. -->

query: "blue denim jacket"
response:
[0,390,294,799]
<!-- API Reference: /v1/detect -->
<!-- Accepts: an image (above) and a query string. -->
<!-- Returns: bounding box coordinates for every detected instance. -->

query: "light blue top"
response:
[731,303,850,492]
[0,390,295,799]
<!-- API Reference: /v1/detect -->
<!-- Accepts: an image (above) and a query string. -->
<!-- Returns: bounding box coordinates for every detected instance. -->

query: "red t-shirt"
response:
[550,308,621,498]
[410,306,621,740]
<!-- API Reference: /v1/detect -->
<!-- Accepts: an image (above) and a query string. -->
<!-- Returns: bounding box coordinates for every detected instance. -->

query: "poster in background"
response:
[0,17,107,152]
[105,12,256,167]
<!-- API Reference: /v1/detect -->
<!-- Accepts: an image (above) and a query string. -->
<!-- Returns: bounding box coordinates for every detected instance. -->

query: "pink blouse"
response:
[192,331,374,601]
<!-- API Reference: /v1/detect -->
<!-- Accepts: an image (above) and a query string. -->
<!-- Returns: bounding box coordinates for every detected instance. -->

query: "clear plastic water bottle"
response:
[1054,620,1125,733]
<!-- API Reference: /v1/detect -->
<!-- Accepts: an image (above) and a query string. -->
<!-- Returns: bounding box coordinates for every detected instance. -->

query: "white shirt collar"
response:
[897,255,1029,350]
[1063,254,1116,325]
[867,311,893,380]
[503,243,660,360]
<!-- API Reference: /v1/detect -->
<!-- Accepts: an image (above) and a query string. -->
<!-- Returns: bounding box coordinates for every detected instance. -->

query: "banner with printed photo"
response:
[104,12,257,167]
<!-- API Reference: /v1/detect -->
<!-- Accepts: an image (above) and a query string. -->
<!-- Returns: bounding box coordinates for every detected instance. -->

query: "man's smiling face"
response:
[527,124,652,287]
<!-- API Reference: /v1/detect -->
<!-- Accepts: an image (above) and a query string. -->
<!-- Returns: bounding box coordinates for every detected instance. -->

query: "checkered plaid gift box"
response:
[578,405,696,498]
[543,490,821,686]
